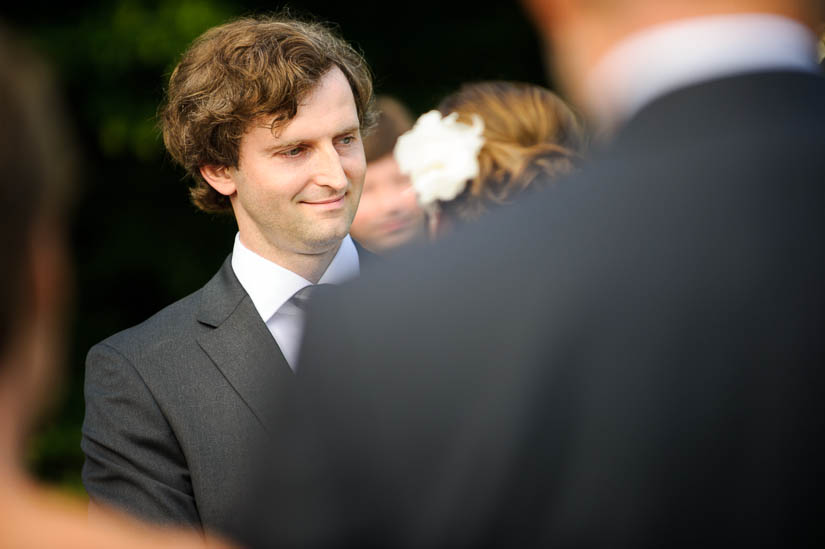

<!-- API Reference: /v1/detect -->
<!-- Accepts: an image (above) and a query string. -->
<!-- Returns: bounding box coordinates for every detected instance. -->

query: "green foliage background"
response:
[3,0,547,495]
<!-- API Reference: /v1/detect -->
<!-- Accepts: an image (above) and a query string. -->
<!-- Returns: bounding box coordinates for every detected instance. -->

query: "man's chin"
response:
[299,227,350,254]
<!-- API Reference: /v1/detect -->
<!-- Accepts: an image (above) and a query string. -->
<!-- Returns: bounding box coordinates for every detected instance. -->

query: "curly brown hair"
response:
[436,81,586,221]
[160,14,376,214]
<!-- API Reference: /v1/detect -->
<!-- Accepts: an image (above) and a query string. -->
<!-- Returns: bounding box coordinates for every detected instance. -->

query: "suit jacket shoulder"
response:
[82,255,292,538]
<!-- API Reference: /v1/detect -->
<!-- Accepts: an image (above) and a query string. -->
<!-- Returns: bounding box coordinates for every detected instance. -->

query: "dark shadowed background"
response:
[1,0,548,494]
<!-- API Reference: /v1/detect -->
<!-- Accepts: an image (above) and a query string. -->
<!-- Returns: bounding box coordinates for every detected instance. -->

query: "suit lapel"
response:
[195,256,293,432]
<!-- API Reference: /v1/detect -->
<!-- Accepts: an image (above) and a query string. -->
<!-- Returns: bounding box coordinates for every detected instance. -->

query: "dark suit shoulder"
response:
[92,254,243,359]
[93,285,206,360]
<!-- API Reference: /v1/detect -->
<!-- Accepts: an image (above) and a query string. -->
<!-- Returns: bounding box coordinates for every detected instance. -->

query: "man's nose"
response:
[313,145,348,191]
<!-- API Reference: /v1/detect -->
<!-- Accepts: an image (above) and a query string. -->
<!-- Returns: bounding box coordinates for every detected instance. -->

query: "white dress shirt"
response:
[584,14,820,132]
[231,233,360,370]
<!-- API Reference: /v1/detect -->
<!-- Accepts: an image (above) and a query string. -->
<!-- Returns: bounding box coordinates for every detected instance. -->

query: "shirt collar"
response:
[231,233,360,322]
[584,14,820,133]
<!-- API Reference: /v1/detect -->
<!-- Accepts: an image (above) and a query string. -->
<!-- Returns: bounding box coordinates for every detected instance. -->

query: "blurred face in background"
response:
[350,154,426,253]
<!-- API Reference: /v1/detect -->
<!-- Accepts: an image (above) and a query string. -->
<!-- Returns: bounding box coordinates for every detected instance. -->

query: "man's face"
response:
[227,66,366,258]
[349,154,426,253]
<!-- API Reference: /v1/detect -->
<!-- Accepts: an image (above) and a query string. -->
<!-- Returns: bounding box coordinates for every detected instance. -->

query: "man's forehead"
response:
[249,71,360,143]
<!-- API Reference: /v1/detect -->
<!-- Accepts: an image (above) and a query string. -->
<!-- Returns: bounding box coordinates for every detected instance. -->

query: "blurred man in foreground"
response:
[0,21,232,549]
[259,0,825,546]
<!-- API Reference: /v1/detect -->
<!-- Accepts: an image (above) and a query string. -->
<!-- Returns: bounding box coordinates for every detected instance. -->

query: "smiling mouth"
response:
[302,194,346,206]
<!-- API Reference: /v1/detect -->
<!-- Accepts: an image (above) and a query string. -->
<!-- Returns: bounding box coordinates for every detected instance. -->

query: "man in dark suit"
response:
[259,0,825,546]
[80,14,376,538]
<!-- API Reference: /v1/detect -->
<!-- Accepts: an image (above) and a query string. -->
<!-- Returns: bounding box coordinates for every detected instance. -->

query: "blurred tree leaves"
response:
[29,0,233,161]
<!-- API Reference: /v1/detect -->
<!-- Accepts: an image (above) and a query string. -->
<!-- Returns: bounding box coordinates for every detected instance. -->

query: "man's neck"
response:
[237,232,341,284]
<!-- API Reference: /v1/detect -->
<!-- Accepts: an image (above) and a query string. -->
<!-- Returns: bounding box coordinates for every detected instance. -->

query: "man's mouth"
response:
[302,194,346,206]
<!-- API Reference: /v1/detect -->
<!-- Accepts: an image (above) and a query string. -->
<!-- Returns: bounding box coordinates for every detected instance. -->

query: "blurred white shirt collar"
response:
[584,14,820,132]
[231,233,359,369]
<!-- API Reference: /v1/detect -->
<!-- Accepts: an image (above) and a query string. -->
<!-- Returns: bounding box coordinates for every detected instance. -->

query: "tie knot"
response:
[289,284,333,312]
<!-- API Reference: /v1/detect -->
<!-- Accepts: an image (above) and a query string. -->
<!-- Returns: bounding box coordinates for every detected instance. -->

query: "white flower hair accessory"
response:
[393,110,485,209]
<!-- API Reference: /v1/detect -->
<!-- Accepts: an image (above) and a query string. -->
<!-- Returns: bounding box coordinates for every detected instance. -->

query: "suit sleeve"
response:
[81,342,201,529]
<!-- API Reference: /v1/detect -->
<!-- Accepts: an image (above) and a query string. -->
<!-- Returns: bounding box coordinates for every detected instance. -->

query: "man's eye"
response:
[282,147,304,157]
[340,135,355,145]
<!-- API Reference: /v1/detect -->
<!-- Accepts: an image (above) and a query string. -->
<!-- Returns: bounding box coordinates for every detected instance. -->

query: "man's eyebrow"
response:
[265,138,303,151]
[337,125,361,136]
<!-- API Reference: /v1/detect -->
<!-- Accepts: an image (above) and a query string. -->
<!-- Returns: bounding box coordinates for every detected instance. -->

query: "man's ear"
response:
[200,164,237,197]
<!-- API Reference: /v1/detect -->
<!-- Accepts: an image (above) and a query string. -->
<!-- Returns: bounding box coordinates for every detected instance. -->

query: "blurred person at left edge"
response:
[0,21,234,549]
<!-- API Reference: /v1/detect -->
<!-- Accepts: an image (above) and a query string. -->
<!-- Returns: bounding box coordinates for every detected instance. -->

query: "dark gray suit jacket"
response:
[81,255,293,536]
[255,71,825,547]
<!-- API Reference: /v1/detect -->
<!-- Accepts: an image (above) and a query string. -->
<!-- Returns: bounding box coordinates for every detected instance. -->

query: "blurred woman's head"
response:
[434,81,585,223]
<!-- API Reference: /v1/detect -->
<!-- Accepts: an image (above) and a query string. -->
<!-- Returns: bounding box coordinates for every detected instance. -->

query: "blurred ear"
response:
[199,165,237,197]
[29,219,68,322]
[15,217,70,421]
